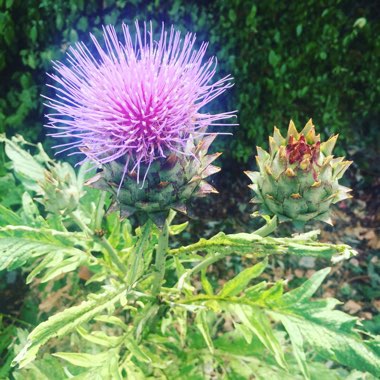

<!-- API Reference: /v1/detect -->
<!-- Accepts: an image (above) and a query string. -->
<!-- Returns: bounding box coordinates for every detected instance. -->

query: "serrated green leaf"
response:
[106,211,121,247]
[0,224,88,280]
[1,134,46,192]
[231,304,287,369]
[0,224,87,243]
[53,352,108,368]
[123,360,146,379]
[0,204,23,226]
[234,322,253,344]
[245,281,268,300]
[26,252,63,283]
[201,268,213,295]
[13,286,128,368]
[0,238,83,271]
[76,326,121,347]
[280,317,310,379]
[174,256,186,278]
[12,355,67,380]
[124,337,151,363]
[259,280,284,303]
[195,310,214,353]
[273,312,380,377]
[170,230,355,260]
[219,258,268,297]
[21,192,42,224]
[69,371,104,380]
[214,329,265,357]
[169,221,188,235]
[40,255,84,282]
[94,315,128,331]
[268,269,380,377]
[106,349,123,380]
[281,267,331,305]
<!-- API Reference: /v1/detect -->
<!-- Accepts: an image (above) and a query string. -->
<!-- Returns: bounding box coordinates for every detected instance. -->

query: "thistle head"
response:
[246,119,352,226]
[45,21,235,185]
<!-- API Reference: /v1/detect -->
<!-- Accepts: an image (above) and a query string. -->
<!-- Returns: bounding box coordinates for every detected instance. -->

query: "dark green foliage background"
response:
[0,0,379,162]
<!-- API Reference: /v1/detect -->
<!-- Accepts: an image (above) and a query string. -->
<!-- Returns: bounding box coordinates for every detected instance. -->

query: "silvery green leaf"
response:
[195,310,214,353]
[0,238,84,272]
[52,352,109,368]
[269,269,380,377]
[219,258,268,297]
[13,286,128,368]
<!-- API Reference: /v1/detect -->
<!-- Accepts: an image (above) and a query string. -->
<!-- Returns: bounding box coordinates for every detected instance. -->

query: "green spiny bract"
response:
[245,120,352,225]
[86,135,220,226]
[38,162,84,215]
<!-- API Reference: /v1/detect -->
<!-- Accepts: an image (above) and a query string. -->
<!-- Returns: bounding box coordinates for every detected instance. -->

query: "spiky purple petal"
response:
[45,21,235,182]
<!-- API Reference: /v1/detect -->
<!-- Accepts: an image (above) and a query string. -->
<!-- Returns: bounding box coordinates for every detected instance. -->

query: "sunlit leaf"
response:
[170,230,356,261]
[195,310,214,353]
[13,286,128,368]
[201,268,214,296]
[169,221,188,235]
[124,337,151,363]
[280,317,310,379]
[53,352,109,368]
[219,258,268,297]
[269,269,380,377]
[0,238,84,271]
[76,327,121,348]
[230,304,287,369]
[0,204,23,226]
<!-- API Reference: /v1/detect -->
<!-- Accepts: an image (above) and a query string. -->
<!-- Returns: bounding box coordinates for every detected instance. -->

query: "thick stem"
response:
[254,216,277,237]
[132,219,169,342]
[151,220,169,296]
[126,220,152,286]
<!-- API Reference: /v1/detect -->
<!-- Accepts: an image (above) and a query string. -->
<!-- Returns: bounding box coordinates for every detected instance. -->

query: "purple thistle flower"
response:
[45,21,236,184]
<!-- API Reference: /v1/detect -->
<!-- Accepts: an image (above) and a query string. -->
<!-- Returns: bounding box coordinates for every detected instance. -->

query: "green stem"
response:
[126,220,152,286]
[254,216,278,237]
[133,220,171,340]
[70,210,128,276]
[98,236,128,275]
[0,312,33,327]
[152,220,169,296]
[94,191,107,230]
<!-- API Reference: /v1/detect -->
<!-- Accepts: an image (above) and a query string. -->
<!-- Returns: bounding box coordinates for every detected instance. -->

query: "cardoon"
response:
[246,120,352,225]
[46,21,235,223]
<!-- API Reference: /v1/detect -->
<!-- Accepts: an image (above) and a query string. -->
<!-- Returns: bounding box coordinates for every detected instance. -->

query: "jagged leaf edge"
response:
[13,286,128,368]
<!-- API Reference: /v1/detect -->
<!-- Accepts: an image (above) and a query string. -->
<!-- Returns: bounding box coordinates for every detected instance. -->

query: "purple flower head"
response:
[45,21,236,184]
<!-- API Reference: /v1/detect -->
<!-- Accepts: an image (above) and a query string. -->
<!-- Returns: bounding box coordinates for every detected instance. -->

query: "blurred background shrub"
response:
[0,0,379,162]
